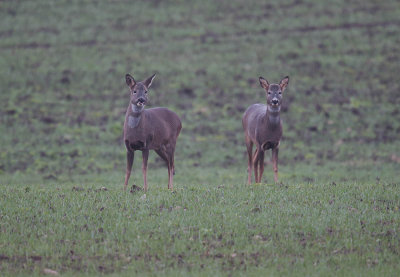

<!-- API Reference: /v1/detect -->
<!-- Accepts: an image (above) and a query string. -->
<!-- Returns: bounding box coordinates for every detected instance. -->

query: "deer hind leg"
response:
[245,138,253,185]
[172,129,181,178]
[142,149,149,191]
[253,148,265,183]
[124,150,134,191]
[166,145,176,190]
[258,150,265,183]
[169,140,178,176]
[155,146,173,190]
[272,147,279,183]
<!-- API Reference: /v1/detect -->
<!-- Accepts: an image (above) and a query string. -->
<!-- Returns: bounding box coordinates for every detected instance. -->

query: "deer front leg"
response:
[142,149,149,191]
[245,139,253,185]
[124,151,134,191]
[253,148,260,183]
[272,147,279,183]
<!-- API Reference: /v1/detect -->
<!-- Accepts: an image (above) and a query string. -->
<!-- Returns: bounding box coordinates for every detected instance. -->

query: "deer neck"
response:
[127,104,144,128]
[266,106,281,127]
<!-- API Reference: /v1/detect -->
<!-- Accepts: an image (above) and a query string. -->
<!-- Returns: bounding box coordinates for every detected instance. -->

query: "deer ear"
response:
[259,77,269,90]
[126,74,136,88]
[280,76,289,91]
[144,74,156,88]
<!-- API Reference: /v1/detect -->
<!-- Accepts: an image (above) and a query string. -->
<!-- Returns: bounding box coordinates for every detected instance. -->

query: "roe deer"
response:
[242,76,289,184]
[123,73,182,191]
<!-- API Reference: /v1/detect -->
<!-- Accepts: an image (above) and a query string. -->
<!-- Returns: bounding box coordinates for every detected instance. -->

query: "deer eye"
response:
[268,92,271,95]
[279,92,282,94]
[145,91,148,94]
[133,90,137,94]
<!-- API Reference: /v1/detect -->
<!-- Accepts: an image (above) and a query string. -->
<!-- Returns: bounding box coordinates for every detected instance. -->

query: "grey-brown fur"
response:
[123,73,182,191]
[242,76,289,184]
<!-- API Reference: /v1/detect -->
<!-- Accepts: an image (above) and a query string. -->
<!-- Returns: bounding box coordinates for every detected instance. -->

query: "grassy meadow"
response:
[1,0,400,276]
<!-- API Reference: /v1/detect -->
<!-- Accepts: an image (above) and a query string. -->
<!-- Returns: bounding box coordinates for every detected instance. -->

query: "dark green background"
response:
[1,1,399,181]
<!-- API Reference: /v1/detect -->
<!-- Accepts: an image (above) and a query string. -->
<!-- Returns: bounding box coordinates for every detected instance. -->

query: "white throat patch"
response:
[131,104,144,113]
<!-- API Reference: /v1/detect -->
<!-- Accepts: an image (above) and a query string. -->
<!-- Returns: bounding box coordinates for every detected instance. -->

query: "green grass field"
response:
[1,0,400,276]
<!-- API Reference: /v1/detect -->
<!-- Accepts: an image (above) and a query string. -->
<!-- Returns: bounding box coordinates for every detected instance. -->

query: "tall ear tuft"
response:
[280,76,289,91]
[259,77,269,90]
[144,74,156,88]
[126,74,136,88]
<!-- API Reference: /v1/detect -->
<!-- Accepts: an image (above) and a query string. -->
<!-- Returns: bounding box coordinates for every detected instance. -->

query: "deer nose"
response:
[272,98,279,105]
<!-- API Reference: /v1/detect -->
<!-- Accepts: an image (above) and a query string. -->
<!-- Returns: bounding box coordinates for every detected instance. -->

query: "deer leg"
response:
[167,164,173,190]
[165,145,175,190]
[156,148,173,190]
[172,153,176,175]
[124,151,134,191]
[245,138,253,185]
[272,147,279,183]
[169,139,178,176]
[142,149,149,191]
[258,150,265,183]
[168,149,175,190]
[253,148,260,183]
[155,149,169,164]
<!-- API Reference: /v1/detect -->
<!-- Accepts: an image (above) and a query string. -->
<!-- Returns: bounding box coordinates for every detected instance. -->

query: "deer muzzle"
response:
[136,97,146,106]
[271,98,279,106]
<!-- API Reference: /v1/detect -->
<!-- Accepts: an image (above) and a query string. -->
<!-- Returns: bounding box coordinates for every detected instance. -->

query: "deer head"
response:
[125,73,156,113]
[259,76,289,113]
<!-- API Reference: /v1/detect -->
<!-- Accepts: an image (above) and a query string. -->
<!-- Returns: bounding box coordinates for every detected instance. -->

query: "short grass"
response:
[1,163,399,276]
[1,164,400,276]
[1,0,400,275]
